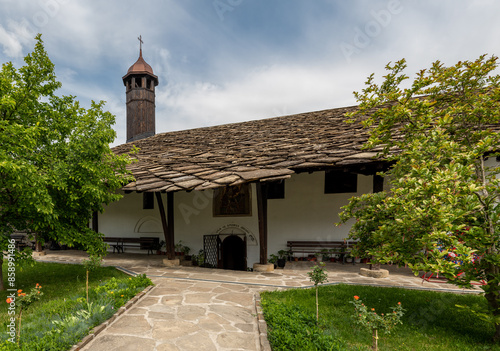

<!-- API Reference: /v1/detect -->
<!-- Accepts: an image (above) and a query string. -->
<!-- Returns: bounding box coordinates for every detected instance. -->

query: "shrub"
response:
[262,299,346,351]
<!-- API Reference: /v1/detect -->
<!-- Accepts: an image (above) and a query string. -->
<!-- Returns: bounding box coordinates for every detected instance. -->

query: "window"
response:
[324,170,357,194]
[143,192,154,210]
[373,174,384,193]
[267,180,285,199]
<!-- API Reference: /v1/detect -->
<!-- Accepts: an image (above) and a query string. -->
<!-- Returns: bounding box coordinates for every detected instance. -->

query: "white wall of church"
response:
[266,172,371,258]
[99,171,373,268]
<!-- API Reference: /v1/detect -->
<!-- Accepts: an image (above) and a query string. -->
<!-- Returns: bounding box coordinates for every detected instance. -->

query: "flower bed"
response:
[0,274,153,350]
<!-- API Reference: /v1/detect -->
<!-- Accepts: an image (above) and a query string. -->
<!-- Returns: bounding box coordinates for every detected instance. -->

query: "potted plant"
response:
[191,253,199,266]
[320,249,331,262]
[329,249,338,262]
[268,254,278,268]
[182,245,191,261]
[276,250,290,268]
[196,249,205,267]
[175,241,185,256]
[157,240,166,255]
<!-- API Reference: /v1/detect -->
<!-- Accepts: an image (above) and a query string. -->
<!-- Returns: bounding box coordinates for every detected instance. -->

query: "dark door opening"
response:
[222,235,246,271]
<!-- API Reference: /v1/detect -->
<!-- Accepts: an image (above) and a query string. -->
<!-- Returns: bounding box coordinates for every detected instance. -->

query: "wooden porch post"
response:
[167,192,175,260]
[92,211,98,233]
[155,192,176,260]
[256,181,268,264]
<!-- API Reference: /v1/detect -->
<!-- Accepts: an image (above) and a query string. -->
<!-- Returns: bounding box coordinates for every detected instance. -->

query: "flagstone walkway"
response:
[34,250,481,351]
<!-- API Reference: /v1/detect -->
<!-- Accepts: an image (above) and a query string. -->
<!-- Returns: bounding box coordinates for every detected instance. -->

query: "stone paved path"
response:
[34,250,481,350]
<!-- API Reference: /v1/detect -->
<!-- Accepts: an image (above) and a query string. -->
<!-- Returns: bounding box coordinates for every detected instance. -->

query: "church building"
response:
[97,44,391,270]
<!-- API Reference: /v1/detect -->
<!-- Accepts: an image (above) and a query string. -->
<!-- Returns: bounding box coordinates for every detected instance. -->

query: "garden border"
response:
[255,293,271,351]
[68,283,154,351]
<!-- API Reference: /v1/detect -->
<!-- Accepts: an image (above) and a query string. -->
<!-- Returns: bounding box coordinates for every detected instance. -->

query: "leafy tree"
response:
[308,262,328,322]
[338,56,500,340]
[0,35,133,290]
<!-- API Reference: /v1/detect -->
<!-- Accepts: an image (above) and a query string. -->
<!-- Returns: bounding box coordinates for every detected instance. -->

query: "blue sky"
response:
[1,0,500,146]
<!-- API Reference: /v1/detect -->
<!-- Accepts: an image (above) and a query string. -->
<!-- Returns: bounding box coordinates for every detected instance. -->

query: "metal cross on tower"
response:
[138,35,143,53]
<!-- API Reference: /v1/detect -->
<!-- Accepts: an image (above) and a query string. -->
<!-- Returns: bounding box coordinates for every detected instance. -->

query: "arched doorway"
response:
[221,235,246,271]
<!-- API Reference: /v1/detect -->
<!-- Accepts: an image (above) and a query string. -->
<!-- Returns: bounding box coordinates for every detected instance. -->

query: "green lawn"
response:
[261,284,499,351]
[0,261,129,325]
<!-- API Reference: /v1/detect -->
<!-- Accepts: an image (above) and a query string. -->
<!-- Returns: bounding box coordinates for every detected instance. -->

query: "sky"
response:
[1,0,500,146]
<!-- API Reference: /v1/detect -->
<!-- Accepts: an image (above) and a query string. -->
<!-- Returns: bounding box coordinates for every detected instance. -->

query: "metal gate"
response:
[204,234,248,270]
[203,235,222,268]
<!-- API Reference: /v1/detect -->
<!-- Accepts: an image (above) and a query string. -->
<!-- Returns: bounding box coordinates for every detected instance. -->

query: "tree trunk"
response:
[86,270,89,303]
[372,328,378,351]
[316,286,319,322]
[494,323,500,343]
[0,257,4,291]
[486,288,500,342]
[17,308,22,346]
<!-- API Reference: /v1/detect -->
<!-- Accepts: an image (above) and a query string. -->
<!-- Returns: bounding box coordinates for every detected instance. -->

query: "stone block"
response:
[359,267,389,278]
[253,263,274,272]
[163,258,180,267]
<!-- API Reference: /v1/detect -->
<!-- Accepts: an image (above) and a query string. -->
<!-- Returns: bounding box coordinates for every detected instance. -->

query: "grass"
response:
[0,261,129,326]
[261,284,500,351]
[0,261,153,350]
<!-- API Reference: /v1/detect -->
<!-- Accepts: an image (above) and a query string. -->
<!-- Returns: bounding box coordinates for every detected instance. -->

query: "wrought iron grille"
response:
[203,235,221,268]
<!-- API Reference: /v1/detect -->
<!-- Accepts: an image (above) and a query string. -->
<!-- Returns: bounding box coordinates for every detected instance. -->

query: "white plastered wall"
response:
[99,171,373,267]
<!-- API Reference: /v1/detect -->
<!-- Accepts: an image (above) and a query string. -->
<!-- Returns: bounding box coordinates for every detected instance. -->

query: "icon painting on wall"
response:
[213,184,251,217]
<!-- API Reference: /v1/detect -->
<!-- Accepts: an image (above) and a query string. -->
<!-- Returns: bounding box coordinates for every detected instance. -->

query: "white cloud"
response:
[3,0,500,148]
[0,25,24,57]
[154,62,364,135]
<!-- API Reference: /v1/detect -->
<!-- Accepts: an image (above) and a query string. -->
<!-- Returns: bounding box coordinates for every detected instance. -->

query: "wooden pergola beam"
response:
[155,192,175,260]
[256,182,268,264]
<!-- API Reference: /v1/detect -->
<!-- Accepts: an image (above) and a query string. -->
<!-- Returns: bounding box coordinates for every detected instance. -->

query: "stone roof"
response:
[112,105,386,193]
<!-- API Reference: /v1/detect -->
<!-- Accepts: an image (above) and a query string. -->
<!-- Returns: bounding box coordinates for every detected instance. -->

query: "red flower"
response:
[17,289,22,293]
[354,296,359,300]
[371,308,375,311]
[398,302,401,305]
[6,298,13,304]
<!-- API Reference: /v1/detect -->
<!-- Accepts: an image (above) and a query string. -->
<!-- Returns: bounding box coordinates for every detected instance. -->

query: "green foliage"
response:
[14,284,43,311]
[193,249,205,266]
[350,296,404,334]
[262,284,499,350]
[308,262,328,322]
[261,300,347,351]
[0,35,134,287]
[308,262,328,287]
[0,274,153,350]
[0,262,128,327]
[339,55,500,338]
[91,274,153,307]
[268,254,278,264]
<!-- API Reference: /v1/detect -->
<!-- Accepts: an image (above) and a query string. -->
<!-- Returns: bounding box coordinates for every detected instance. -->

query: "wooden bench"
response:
[286,240,356,264]
[10,234,30,250]
[103,237,160,255]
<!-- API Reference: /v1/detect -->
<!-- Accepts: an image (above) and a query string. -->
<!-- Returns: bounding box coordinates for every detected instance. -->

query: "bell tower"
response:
[122,36,159,143]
